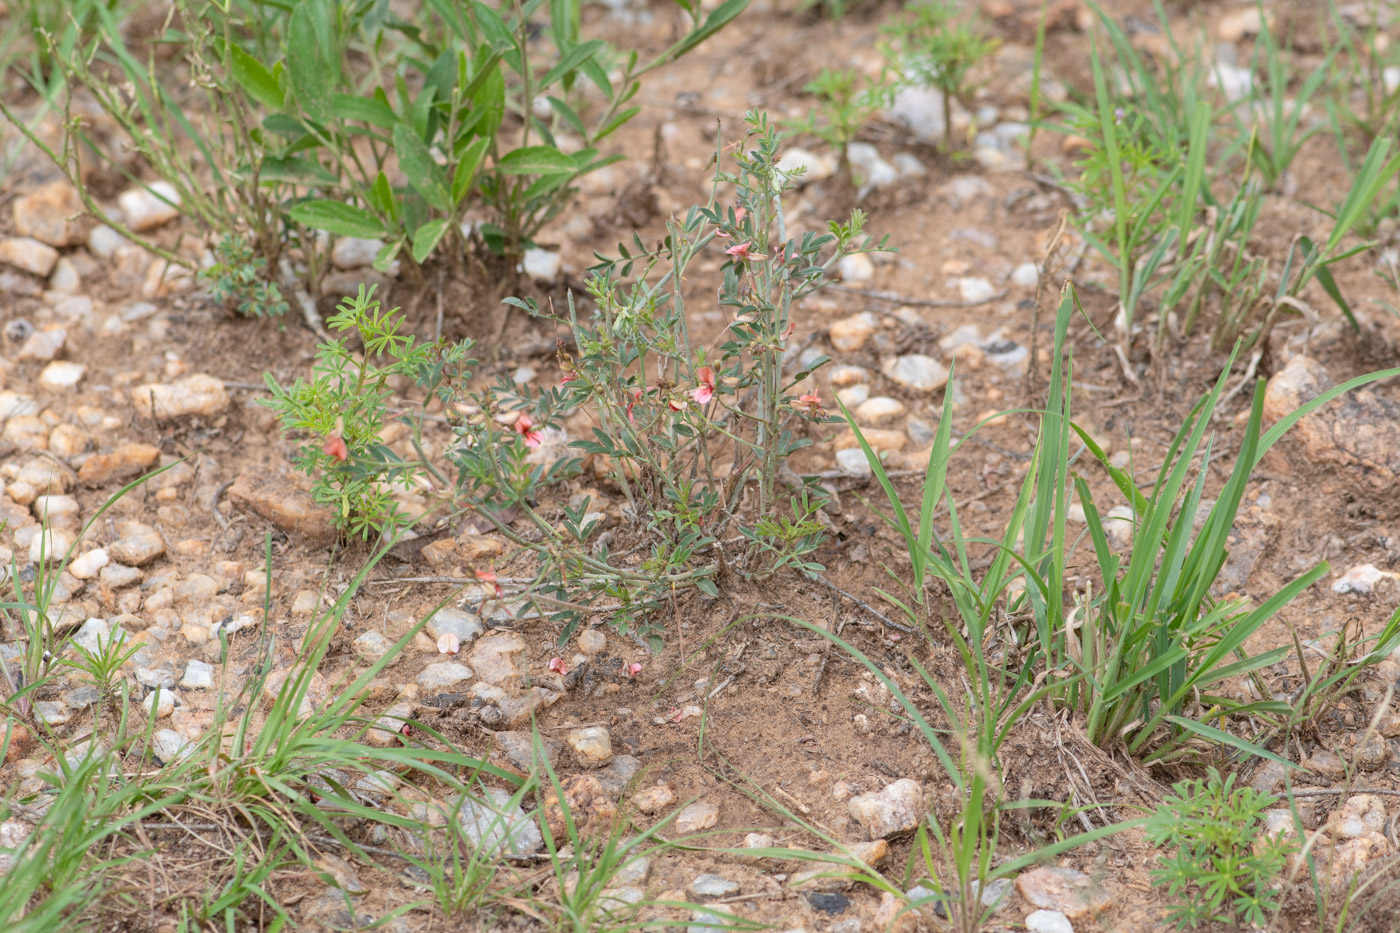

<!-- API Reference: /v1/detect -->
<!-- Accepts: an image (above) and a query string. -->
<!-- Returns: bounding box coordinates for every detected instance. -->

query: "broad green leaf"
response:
[287,200,384,238]
[332,94,396,128]
[392,124,450,211]
[452,135,490,206]
[288,4,332,123]
[411,218,450,263]
[495,145,577,176]
[258,156,337,186]
[228,44,283,111]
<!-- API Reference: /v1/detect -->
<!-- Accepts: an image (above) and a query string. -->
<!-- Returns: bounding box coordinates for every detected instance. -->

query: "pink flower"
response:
[668,393,687,411]
[548,657,567,675]
[560,369,577,386]
[322,432,348,463]
[514,413,542,448]
[475,569,502,597]
[626,662,643,678]
[691,366,716,405]
[780,322,796,343]
[625,387,642,424]
[734,207,746,224]
[437,633,460,654]
[799,394,822,406]
[725,242,762,262]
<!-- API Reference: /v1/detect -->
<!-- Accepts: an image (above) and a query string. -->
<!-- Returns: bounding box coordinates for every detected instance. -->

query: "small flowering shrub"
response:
[261,285,479,539]
[265,113,889,647]
[509,112,890,640]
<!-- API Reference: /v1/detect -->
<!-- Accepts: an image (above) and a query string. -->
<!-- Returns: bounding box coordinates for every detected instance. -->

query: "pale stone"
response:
[674,800,720,834]
[566,726,614,768]
[131,374,229,419]
[0,237,59,277]
[331,236,385,269]
[522,248,561,281]
[14,180,84,246]
[882,354,949,392]
[117,181,180,232]
[69,548,109,579]
[848,779,923,840]
[417,661,473,690]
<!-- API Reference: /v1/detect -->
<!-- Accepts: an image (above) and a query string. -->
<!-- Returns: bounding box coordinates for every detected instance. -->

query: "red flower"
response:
[691,366,716,405]
[514,413,542,448]
[625,387,643,424]
[734,207,747,224]
[560,369,577,386]
[799,393,822,406]
[726,241,765,263]
[668,393,687,411]
[322,431,348,462]
[548,657,568,675]
[781,321,796,343]
[626,662,643,678]
[475,569,503,597]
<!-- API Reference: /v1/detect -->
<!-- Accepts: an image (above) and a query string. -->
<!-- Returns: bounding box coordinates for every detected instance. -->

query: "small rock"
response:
[29,528,75,564]
[675,800,720,834]
[1011,262,1040,287]
[69,548,109,580]
[1249,760,1288,795]
[882,354,949,393]
[523,248,561,281]
[837,253,874,283]
[143,689,175,719]
[17,328,66,361]
[494,730,561,771]
[467,633,528,688]
[110,523,166,566]
[259,669,329,719]
[32,495,79,528]
[687,907,739,932]
[1333,564,1393,596]
[88,224,124,258]
[1304,750,1347,782]
[776,147,838,183]
[180,660,215,690]
[1327,795,1387,840]
[14,180,85,247]
[807,891,849,915]
[1356,734,1390,771]
[955,277,996,303]
[541,772,619,837]
[854,396,906,423]
[34,699,70,725]
[1014,867,1113,920]
[365,701,414,746]
[1330,832,1391,883]
[632,783,676,813]
[417,662,473,690]
[426,607,483,645]
[830,312,878,353]
[457,786,543,856]
[828,365,869,386]
[117,181,181,232]
[152,728,194,762]
[226,474,336,547]
[77,443,161,486]
[352,630,395,664]
[848,779,923,840]
[577,629,606,656]
[47,424,89,458]
[131,374,229,419]
[331,237,385,269]
[1026,910,1074,933]
[100,564,142,588]
[1218,7,1264,42]
[566,726,614,768]
[835,448,873,477]
[693,873,740,898]
[0,237,60,277]
[886,85,947,143]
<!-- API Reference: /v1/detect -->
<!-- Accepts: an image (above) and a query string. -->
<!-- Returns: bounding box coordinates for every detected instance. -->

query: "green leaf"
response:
[288,4,332,123]
[411,218,450,263]
[228,44,284,111]
[470,63,506,141]
[538,39,606,91]
[495,145,577,176]
[451,135,490,206]
[392,124,451,211]
[332,94,396,128]
[258,156,337,186]
[287,200,384,238]
[1161,715,1292,766]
